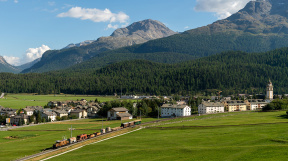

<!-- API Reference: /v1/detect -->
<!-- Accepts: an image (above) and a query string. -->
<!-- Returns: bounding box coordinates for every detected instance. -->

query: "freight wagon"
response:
[53,139,69,149]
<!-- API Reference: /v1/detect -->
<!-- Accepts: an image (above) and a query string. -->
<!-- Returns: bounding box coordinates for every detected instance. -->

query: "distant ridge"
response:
[0,56,20,73]
[22,19,177,73]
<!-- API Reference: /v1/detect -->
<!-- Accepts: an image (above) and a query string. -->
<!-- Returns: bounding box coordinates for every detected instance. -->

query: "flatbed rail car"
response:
[53,139,69,149]
[134,120,141,125]
[94,132,101,136]
[77,134,88,141]
[68,137,77,144]
[87,134,95,139]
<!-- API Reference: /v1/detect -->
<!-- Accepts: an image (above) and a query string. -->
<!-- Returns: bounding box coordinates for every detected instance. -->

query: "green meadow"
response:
[0,94,118,109]
[0,118,159,161]
[51,111,288,161]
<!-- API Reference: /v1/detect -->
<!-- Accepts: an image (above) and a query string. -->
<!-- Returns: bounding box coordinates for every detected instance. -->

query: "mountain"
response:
[0,56,21,73]
[16,58,40,71]
[60,0,288,73]
[63,40,95,49]
[212,0,288,34]
[2,47,288,95]
[22,19,177,73]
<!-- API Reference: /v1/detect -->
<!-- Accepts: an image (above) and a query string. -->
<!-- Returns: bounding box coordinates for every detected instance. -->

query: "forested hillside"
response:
[1,48,288,95]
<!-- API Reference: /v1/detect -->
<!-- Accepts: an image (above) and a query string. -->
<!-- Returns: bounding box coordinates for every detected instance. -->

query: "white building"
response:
[160,104,191,117]
[245,100,268,110]
[266,79,273,100]
[198,101,225,114]
[42,111,57,122]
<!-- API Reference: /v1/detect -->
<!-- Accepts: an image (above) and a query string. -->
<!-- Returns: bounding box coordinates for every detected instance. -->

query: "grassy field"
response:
[0,94,118,109]
[0,118,159,161]
[50,111,288,161]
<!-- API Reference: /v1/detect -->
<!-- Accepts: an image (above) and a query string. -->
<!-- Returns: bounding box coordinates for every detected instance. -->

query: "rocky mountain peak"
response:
[0,56,21,73]
[208,0,288,34]
[240,0,272,16]
[0,56,8,65]
[110,19,177,40]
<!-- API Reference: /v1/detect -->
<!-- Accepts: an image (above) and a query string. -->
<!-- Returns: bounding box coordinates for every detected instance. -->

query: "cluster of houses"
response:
[198,80,274,114]
[198,99,268,114]
[1,99,102,126]
[0,80,277,125]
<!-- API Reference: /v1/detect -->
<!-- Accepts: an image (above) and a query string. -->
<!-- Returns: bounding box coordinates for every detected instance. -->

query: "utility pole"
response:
[102,117,103,129]
[69,125,75,138]
[140,111,141,120]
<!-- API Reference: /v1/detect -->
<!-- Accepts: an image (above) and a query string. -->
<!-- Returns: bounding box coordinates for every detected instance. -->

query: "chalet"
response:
[54,110,69,118]
[42,111,57,122]
[23,107,35,116]
[0,108,17,117]
[70,109,87,119]
[160,104,191,117]
[87,106,100,118]
[107,107,132,120]
[198,101,225,114]
[10,114,29,125]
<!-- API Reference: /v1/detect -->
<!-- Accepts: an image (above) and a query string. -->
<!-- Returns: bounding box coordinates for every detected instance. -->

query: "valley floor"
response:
[49,111,288,161]
[0,94,118,109]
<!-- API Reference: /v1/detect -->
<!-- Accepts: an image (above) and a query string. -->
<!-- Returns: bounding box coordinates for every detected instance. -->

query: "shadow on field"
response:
[42,147,53,151]
[278,114,288,119]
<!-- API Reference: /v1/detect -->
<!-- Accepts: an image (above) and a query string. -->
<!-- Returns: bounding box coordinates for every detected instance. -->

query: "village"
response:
[0,80,278,127]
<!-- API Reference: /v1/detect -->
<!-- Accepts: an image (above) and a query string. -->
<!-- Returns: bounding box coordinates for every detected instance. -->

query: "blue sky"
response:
[0,0,251,65]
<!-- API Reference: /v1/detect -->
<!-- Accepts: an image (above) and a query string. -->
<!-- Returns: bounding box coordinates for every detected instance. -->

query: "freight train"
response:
[52,120,141,149]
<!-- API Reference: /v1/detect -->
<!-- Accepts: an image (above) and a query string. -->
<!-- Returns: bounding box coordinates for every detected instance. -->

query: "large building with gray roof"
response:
[198,101,225,114]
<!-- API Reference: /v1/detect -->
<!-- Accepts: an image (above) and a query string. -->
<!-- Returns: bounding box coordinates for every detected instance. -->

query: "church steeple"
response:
[266,79,273,100]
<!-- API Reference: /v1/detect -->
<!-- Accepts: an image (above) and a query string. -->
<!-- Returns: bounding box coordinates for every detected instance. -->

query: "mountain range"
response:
[0,56,21,73]
[21,19,176,73]
[21,0,288,74]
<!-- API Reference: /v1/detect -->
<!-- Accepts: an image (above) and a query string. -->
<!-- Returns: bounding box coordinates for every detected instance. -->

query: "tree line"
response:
[1,48,288,96]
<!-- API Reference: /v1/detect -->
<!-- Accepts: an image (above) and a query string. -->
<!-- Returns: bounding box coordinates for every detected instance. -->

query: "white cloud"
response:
[3,56,20,66]
[23,45,50,63]
[184,26,189,29]
[14,0,18,3]
[3,45,50,66]
[106,24,119,30]
[194,0,251,19]
[0,0,8,2]
[57,7,129,29]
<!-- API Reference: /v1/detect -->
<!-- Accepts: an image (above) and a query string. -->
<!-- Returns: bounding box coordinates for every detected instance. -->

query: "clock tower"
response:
[266,79,273,100]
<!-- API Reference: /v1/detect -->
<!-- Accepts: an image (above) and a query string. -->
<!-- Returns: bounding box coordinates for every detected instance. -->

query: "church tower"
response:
[266,79,273,100]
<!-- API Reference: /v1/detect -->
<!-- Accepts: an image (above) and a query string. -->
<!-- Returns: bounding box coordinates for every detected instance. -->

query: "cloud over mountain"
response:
[194,0,250,19]
[57,7,129,29]
[4,45,50,66]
